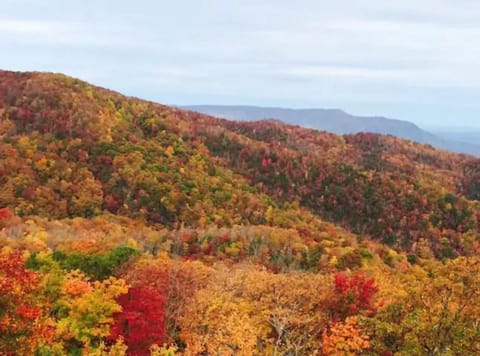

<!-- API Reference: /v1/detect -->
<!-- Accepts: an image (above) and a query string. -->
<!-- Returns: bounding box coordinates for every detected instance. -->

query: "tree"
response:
[110,286,166,355]
[52,246,138,280]
[120,255,212,343]
[55,271,128,351]
[364,258,480,355]
[331,272,378,320]
[0,251,53,354]
[322,316,370,355]
[179,286,260,356]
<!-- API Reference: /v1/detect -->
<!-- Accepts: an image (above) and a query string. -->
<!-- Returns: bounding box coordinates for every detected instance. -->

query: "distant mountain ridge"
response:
[184,105,480,157]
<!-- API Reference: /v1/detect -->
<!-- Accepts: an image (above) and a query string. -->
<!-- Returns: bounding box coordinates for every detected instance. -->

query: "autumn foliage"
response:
[331,272,378,320]
[110,286,166,355]
[1,70,480,354]
[322,316,370,355]
[0,252,51,355]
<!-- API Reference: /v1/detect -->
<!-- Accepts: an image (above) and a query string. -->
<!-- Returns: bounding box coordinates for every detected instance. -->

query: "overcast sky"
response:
[1,0,480,129]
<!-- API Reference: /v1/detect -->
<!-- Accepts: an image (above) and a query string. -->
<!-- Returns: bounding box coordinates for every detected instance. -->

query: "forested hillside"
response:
[1,70,480,355]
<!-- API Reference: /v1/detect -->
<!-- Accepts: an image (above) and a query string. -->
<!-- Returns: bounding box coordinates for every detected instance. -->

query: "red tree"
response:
[331,272,378,320]
[110,286,166,355]
[0,252,51,354]
[0,207,17,229]
[0,207,12,220]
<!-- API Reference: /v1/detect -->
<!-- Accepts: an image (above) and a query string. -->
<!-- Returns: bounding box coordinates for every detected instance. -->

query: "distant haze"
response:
[428,128,480,146]
[1,1,480,129]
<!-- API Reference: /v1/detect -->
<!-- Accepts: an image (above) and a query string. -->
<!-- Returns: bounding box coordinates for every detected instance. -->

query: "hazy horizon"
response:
[182,104,480,130]
[1,0,480,129]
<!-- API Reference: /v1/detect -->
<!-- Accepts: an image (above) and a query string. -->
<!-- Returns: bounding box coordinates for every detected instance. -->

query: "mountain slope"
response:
[185,105,480,156]
[0,69,479,260]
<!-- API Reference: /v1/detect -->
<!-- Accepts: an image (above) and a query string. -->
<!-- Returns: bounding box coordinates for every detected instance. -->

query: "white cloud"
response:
[0,18,141,47]
[0,19,56,34]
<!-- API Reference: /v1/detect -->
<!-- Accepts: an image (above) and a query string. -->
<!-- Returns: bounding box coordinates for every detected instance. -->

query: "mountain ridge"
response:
[184,104,480,156]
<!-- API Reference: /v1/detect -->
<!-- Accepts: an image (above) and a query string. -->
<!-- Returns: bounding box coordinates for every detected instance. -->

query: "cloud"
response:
[0,19,60,35]
[0,1,480,127]
[0,18,141,48]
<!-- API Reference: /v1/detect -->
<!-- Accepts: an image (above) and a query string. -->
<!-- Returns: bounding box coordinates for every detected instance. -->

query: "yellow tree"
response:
[180,286,260,356]
[363,257,480,355]
[54,271,128,351]
[178,265,331,355]
[322,316,370,355]
[241,268,330,355]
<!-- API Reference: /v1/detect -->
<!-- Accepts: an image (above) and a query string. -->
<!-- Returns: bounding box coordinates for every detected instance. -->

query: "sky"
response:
[1,0,480,129]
